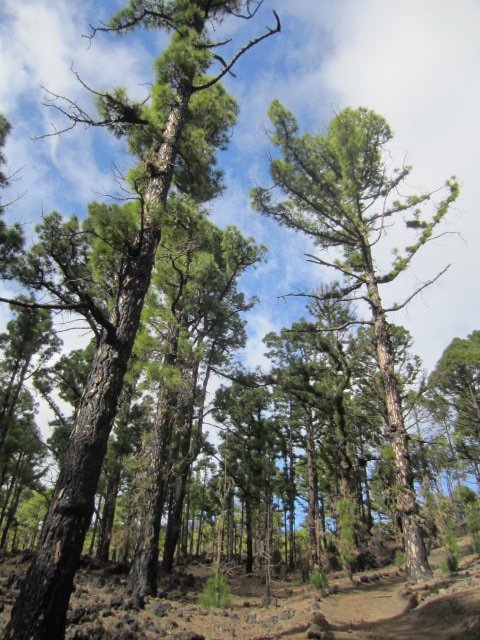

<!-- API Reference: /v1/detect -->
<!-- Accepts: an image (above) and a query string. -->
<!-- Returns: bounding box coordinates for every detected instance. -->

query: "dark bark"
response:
[0,454,22,532]
[195,511,203,557]
[0,482,22,549]
[127,382,176,596]
[96,464,122,562]
[245,495,253,574]
[88,495,102,556]
[305,408,321,569]
[0,357,31,449]
[162,472,188,573]
[5,77,193,640]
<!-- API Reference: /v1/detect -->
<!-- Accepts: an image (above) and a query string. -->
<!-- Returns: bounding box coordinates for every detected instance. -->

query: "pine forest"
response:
[0,2,479,639]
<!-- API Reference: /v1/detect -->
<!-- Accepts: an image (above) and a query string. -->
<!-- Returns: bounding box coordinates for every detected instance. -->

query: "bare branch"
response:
[192,11,281,92]
[34,70,149,140]
[286,318,372,333]
[382,265,450,313]
[231,0,265,19]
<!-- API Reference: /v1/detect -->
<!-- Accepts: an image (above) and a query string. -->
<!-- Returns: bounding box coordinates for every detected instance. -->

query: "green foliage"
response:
[428,331,480,472]
[0,114,24,277]
[394,550,406,567]
[199,571,232,608]
[310,570,328,589]
[252,102,459,282]
[440,555,459,573]
[456,486,480,554]
[337,498,357,571]
[435,496,460,573]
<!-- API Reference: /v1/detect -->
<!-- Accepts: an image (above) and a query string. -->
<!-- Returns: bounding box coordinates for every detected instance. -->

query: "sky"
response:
[1,0,480,432]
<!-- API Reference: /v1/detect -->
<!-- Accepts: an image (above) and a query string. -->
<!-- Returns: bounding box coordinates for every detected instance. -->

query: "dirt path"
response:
[0,542,479,639]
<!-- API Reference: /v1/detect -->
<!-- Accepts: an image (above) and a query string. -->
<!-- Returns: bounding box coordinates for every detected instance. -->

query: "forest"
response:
[0,2,479,640]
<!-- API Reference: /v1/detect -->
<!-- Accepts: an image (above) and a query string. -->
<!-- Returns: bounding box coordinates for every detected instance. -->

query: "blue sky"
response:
[1,0,480,389]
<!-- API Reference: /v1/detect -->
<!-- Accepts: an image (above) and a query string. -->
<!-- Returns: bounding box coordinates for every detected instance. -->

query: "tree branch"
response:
[192,11,281,92]
[382,265,450,313]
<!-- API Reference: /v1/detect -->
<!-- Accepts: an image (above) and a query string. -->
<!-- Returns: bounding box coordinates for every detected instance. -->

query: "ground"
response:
[0,537,479,639]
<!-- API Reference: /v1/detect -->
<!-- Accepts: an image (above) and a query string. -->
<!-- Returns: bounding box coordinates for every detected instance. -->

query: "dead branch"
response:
[382,265,450,313]
[192,11,281,92]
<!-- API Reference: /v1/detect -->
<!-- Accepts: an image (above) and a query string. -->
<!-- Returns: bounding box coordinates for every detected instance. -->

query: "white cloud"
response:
[2,0,479,448]
[256,0,480,370]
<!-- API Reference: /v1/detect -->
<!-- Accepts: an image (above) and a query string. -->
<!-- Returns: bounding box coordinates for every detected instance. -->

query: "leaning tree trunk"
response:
[366,271,431,582]
[5,80,194,640]
[0,356,31,450]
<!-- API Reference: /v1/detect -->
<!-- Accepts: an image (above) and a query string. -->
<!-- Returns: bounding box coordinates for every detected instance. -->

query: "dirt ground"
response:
[0,537,479,639]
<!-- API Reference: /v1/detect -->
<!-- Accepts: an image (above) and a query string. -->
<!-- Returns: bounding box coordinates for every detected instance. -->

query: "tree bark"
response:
[245,495,253,574]
[127,381,176,597]
[305,408,321,569]
[97,464,122,562]
[366,269,431,582]
[5,79,193,640]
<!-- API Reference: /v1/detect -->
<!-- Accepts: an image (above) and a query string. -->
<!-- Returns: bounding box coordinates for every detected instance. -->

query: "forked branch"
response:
[192,11,281,92]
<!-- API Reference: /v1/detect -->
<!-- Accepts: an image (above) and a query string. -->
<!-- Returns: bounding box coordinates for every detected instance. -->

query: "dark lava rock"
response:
[79,555,102,570]
[67,606,86,624]
[67,623,106,639]
[110,595,124,609]
[93,576,107,588]
[359,575,370,584]
[121,613,136,624]
[174,632,205,640]
[102,610,113,618]
[306,623,324,639]
[151,601,172,617]
[180,573,196,588]
[105,562,130,576]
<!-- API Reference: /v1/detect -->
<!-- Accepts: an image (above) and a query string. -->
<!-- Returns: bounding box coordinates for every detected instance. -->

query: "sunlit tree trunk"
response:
[366,269,431,581]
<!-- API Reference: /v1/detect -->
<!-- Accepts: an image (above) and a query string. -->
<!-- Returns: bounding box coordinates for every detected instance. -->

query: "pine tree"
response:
[5,3,279,637]
[252,103,459,581]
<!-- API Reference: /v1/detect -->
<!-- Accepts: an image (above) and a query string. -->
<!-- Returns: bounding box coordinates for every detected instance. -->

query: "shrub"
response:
[456,486,480,555]
[394,550,406,567]
[440,554,459,573]
[199,572,232,608]
[310,570,328,589]
[436,496,460,573]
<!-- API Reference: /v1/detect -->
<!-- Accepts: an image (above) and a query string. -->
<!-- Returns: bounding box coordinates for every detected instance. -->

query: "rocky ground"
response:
[0,537,479,640]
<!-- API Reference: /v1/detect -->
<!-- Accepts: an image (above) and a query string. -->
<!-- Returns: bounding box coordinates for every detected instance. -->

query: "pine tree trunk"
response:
[88,495,102,556]
[366,271,431,582]
[0,454,22,532]
[1,482,22,549]
[305,408,321,569]
[97,464,122,562]
[245,496,253,574]
[0,356,31,449]
[196,511,203,557]
[127,381,176,597]
[162,472,188,573]
[5,79,193,640]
